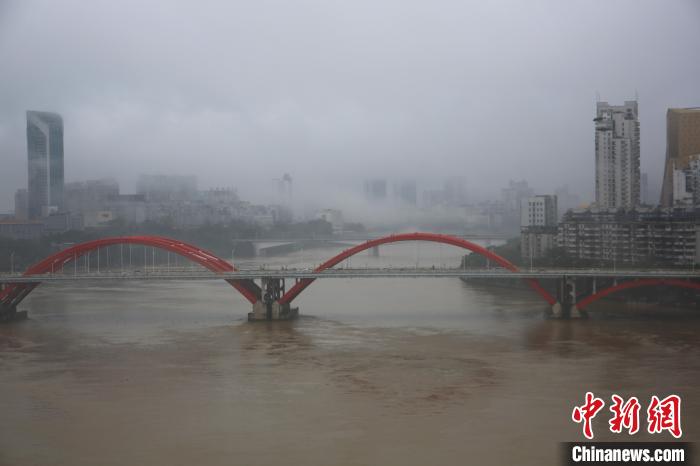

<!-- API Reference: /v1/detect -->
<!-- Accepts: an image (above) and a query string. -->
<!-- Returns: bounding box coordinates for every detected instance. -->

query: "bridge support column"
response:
[247,277,299,321]
[551,276,587,319]
[0,304,27,323]
[248,301,299,321]
[248,301,299,322]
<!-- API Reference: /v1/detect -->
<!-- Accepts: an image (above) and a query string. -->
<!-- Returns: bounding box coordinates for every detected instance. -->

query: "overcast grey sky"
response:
[1,0,699,211]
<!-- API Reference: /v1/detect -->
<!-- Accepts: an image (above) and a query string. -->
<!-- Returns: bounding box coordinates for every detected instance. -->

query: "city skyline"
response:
[2,100,695,215]
[2,98,695,213]
[4,98,699,233]
[1,1,700,212]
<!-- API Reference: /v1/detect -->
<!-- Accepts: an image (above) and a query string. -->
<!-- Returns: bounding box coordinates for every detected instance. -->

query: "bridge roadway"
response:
[232,233,510,242]
[3,234,699,323]
[1,268,698,283]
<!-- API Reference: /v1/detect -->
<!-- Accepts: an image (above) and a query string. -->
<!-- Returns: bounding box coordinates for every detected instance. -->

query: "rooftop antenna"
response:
[595,91,600,103]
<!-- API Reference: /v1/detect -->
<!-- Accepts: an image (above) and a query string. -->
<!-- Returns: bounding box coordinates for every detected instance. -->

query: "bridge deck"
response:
[1,268,699,283]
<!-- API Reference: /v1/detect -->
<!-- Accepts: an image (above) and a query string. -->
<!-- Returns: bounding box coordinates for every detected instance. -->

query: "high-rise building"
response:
[594,101,640,209]
[26,111,64,218]
[660,108,700,206]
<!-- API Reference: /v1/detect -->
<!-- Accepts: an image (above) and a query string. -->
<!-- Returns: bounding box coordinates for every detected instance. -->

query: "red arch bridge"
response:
[1,233,698,322]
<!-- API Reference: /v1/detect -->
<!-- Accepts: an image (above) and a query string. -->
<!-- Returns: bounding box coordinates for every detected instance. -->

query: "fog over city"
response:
[1,0,699,216]
[3,3,700,464]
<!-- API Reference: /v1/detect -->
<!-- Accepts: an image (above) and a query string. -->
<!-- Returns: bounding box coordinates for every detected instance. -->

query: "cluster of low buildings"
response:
[558,207,699,265]
[0,111,299,239]
[362,175,581,233]
[521,105,700,266]
[4,174,295,239]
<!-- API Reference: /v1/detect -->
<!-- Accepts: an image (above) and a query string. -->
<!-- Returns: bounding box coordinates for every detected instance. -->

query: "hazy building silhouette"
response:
[594,101,640,209]
[13,188,28,221]
[26,111,64,218]
[501,180,534,212]
[315,208,344,233]
[64,178,120,213]
[273,173,293,208]
[660,108,700,206]
[443,177,467,206]
[422,189,446,208]
[393,179,417,206]
[136,174,197,201]
[640,172,649,205]
[554,185,581,217]
[363,179,387,203]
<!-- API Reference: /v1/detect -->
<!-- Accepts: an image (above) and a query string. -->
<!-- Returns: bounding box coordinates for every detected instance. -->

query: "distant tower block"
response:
[26,111,64,218]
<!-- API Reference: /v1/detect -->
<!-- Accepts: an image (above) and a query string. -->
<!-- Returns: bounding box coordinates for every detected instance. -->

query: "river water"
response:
[1,242,699,465]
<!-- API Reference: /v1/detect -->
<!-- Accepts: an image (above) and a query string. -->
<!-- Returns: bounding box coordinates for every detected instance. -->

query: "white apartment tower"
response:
[521,195,558,227]
[594,101,640,209]
[520,194,558,260]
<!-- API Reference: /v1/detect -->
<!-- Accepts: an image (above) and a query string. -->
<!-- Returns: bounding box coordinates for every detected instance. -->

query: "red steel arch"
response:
[279,232,557,305]
[0,236,260,307]
[577,278,700,310]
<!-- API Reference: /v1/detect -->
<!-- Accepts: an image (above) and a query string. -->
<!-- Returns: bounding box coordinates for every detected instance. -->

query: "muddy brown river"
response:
[1,243,698,465]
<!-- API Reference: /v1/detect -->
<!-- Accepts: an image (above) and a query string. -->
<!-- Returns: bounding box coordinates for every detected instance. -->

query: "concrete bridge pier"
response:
[247,277,299,321]
[550,276,588,319]
[550,302,586,319]
[0,304,27,323]
[248,301,299,321]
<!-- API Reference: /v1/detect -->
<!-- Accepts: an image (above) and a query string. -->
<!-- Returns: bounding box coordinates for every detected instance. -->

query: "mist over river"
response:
[1,243,699,465]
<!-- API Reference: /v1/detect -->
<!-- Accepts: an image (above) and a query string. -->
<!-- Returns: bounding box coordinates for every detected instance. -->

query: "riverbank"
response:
[460,277,700,314]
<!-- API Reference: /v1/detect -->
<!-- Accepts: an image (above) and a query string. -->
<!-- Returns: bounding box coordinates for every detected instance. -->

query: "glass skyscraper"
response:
[26,111,64,218]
